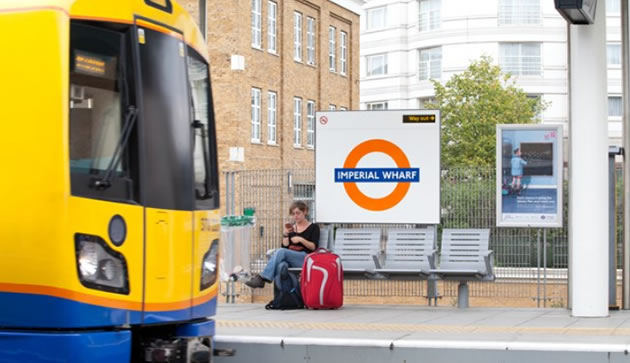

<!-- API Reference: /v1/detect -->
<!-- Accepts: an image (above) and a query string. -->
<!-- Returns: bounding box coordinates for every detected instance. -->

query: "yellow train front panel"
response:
[0,0,219,329]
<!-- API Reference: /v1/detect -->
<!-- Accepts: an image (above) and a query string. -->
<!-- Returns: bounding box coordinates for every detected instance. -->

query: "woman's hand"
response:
[284,222,295,235]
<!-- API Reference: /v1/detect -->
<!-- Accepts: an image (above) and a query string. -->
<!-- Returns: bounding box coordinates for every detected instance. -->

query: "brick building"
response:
[180,0,363,171]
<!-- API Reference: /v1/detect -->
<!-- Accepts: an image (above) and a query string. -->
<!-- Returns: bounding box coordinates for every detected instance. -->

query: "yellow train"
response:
[0,1,221,361]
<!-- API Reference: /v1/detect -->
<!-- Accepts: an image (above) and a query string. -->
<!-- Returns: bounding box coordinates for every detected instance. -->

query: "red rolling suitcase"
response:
[300,248,343,309]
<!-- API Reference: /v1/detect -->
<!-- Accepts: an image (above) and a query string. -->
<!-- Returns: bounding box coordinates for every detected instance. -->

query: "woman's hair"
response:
[289,200,309,215]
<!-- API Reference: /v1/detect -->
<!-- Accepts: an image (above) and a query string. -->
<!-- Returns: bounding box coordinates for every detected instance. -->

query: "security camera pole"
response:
[622,0,630,310]
[557,0,609,317]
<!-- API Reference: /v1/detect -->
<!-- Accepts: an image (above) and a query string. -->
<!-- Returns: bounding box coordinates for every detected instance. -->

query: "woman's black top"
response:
[284,223,319,253]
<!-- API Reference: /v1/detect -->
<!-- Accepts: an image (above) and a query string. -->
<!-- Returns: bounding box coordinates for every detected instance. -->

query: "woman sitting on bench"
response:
[245,201,320,288]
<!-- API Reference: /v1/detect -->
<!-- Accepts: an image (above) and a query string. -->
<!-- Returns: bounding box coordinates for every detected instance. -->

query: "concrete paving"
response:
[214,303,630,363]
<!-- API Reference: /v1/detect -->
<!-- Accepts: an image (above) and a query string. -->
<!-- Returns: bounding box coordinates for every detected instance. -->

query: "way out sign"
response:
[315,110,440,224]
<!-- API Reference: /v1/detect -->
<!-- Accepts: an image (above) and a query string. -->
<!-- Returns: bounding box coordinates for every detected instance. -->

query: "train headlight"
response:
[75,234,129,294]
[201,239,218,290]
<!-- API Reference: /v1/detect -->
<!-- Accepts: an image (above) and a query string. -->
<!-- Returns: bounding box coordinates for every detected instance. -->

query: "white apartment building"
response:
[360,0,623,144]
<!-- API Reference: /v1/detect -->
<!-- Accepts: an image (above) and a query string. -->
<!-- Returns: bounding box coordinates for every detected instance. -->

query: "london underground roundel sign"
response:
[315,110,440,224]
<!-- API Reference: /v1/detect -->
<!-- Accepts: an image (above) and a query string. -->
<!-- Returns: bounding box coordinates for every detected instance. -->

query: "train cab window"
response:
[188,48,219,210]
[69,23,138,202]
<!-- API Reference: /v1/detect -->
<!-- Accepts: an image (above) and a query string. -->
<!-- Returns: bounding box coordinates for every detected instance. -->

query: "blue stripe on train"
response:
[0,329,131,363]
[0,292,217,328]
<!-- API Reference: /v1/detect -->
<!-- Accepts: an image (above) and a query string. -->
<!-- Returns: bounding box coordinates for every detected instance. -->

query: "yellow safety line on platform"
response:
[216,319,630,336]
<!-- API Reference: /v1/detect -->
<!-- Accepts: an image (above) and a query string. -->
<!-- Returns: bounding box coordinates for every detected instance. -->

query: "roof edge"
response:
[329,0,365,16]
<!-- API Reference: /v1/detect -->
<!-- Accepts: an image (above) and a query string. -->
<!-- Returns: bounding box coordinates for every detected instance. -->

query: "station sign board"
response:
[315,110,440,224]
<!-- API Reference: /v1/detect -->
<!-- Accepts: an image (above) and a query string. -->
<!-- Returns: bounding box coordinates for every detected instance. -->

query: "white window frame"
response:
[306,100,315,148]
[607,0,620,15]
[340,106,347,111]
[608,43,621,67]
[329,104,336,110]
[294,12,303,62]
[418,47,441,80]
[267,1,277,53]
[251,0,262,48]
[366,53,387,77]
[499,42,542,76]
[609,96,622,118]
[340,31,348,75]
[293,97,302,146]
[307,17,316,65]
[367,6,386,30]
[419,0,441,31]
[267,91,277,144]
[251,88,261,142]
[367,102,388,110]
[498,0,541,25]
[329,26,336,71]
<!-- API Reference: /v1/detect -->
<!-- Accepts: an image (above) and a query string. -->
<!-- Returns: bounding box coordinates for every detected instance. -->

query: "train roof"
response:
[0,0,208,61]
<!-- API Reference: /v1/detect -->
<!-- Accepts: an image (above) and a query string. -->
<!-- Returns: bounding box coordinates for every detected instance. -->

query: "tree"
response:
[428,56,547,167]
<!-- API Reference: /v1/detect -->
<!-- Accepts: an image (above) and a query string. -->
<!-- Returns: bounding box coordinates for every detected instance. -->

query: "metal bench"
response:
[429,228,494,308]
[374,227,439,305]
[332,228,381,279]
[374,227,437,279]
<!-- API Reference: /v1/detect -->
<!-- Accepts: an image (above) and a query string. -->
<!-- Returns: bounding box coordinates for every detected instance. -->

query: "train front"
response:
[0,1,221,362]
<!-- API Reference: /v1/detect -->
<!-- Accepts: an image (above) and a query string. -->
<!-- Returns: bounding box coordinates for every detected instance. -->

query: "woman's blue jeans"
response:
[260,248,307,281]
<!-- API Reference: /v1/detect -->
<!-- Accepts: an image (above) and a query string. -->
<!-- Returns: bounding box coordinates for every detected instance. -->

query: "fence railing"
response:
[223,166,624,307]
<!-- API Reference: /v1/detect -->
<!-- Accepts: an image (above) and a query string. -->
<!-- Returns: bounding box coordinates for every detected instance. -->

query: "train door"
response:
[136,20,195,323]
[69,21,144,326]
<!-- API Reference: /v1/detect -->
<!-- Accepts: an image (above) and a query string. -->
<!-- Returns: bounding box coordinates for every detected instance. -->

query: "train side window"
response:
[188,48,219,210]
[69,22,138,202]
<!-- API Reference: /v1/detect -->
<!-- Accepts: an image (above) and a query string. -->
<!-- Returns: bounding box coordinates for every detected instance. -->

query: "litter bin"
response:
[220,213,255,303]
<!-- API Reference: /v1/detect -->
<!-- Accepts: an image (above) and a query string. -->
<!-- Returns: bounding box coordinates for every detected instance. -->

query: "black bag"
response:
[265,262,304,310]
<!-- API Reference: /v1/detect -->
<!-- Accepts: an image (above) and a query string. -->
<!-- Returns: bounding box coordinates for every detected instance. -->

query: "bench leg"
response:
[427,279,438,306]
[457,281,469,309]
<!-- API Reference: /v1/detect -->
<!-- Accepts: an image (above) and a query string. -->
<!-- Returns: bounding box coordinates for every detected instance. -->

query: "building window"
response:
[329,26,336,71]
[251,88,261,142]
[267,1,277,53]
[340,106,347,111]
[608,43,621,66]
[251,0,262,48]
[294,12,302,61]
[267,91,277,144]
[527,95,543,120]
[607,0,620,14]
[329,104,336,110]
[367,6,386,30]
[498,0,541,25]
[367,54,387,76]
[499,43,542,76]
[340,31,348,75]
[609,96,622,117]
[306,17,316,65]
[307,101,315,148]
[418,97,435,108]
[419,0,441,31]
[419,47,441,80]
[367,102,388,110]
[294,97,302,146]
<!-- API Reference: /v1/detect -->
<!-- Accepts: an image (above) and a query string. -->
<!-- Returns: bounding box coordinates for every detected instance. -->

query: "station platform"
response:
[214,303,630,363]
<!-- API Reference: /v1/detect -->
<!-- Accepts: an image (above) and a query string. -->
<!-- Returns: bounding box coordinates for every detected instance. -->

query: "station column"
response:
[569,0,609,317]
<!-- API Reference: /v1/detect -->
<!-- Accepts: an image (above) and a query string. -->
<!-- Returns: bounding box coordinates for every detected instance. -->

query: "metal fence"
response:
[223,167,623,307]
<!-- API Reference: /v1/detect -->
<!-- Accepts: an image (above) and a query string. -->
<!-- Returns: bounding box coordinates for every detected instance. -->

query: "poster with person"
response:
[496,125,563,227]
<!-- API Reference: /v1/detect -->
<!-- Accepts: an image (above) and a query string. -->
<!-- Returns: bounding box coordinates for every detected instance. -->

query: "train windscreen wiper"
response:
[91,105,137,190]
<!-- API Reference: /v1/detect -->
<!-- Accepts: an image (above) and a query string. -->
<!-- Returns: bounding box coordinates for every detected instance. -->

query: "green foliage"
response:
[428,56,548,167]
